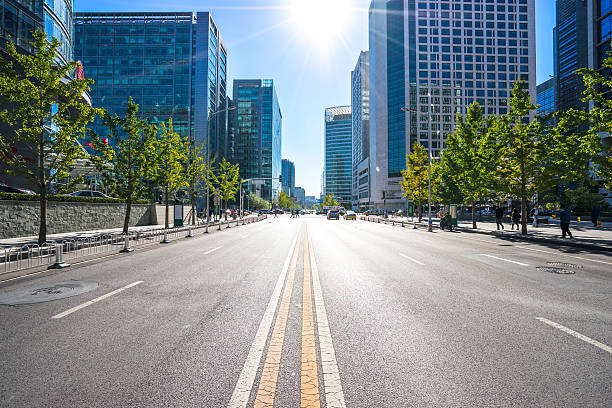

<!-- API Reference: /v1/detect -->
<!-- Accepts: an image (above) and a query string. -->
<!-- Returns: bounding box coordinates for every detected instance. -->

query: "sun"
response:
[289,0,351,50]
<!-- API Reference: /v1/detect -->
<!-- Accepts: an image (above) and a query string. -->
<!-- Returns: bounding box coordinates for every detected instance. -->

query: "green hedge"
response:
[0,192,149,204]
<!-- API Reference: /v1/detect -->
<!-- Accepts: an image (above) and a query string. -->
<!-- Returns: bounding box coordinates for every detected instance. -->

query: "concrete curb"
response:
[360,216,612,253]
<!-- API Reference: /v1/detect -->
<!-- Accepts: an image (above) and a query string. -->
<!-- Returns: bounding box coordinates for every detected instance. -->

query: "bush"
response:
[0,192,149,204]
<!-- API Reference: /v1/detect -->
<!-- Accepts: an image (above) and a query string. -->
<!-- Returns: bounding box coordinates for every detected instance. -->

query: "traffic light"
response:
[279,175,283,183]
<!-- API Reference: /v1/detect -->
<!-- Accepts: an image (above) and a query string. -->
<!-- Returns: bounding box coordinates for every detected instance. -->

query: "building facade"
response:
[281,158,295,197]
[351,50,371,210]
[74,12,230,159]
[294,186,305,207]
[537,77,556,117]
[324,106,353,207]
[369,0,536,210]
[232,79,282,202]
[1,0,77,191]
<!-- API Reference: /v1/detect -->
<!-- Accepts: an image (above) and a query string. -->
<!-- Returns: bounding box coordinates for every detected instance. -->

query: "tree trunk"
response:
[472,200,477,229]
[191,191,196,226]
[123,194,132,235]
[418,200,423,222]
[521,196,528,235]
[164,187,169,229]
[38,187,47,246]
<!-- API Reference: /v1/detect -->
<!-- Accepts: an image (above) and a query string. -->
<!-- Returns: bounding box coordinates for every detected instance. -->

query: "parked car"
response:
[364,210,379,216]
[344,211,356,220]
[327,209,340,220]
[0,183,36,194]
[68,190,111,198]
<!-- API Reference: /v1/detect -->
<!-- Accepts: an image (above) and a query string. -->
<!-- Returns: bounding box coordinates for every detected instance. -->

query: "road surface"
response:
[1,215,610,407]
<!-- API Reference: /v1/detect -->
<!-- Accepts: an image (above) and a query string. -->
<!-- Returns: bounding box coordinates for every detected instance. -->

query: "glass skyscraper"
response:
[537,77,556,117]
[232,79,282,202]
[369,0,536,210]
[351,50,370,210]
[1,0,73,63]
[324,106,353,207]
[281,158,295,197]
[74,12,230,159]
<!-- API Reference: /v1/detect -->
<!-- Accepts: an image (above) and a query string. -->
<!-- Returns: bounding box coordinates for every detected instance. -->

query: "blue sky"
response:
[76,0,556,197]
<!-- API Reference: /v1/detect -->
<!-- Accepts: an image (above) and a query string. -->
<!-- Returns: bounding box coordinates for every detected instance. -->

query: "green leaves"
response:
[211,157,240,207]
[278,191,294,208]
[0,30,99,243]
[401,143,432,203]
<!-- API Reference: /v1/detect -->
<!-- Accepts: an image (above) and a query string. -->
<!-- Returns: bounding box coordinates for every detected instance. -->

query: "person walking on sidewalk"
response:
[592,205,600,227]
[560,204,573,239]
[495,206,505,230]
[511,208,521,230]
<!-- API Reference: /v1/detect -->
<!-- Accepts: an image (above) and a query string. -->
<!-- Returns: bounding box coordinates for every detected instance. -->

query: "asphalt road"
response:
[0,215,610,407]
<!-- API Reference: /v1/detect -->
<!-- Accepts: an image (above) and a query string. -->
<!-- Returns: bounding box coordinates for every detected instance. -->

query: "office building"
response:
[368,0,536,210]
[294,187,305,207]
[232,79,282,202]
[1,0,79,191]
[351,50,371,210]
[281,159,295,197]
[305,195,316,208]
[1,0,73,64]
[537,77,556,117]
[74,12,230,159]
[324,106,352,207]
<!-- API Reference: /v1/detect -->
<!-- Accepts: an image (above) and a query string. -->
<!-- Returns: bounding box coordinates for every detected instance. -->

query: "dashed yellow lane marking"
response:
[253,229,302,408]
[301,226,321,408]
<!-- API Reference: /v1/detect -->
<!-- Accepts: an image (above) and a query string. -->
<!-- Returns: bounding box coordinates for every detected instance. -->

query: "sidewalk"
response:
[0,216,253,249]
[362,215,612,252]
[455,219,612,252]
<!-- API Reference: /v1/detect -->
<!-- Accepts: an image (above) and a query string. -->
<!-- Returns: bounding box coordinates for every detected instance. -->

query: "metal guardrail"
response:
[1,215,267,276]
[360,215,420,228]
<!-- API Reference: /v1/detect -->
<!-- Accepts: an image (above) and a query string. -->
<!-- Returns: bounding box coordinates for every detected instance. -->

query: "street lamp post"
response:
[204,106,236,233]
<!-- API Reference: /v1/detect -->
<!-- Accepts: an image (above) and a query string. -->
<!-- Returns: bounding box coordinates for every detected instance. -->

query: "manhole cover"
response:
[0,280,98,305]
[536,266,575,274]
[546,262,582,269]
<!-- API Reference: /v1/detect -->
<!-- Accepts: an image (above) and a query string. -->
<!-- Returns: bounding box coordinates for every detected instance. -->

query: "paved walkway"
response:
[0,216,254,249]
[364,215,612,252]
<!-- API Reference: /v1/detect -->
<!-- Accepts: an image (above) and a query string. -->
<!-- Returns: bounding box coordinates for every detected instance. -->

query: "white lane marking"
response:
[399,253,425,265]
[536,317,612,354]
[518,246,612,266]
[227,229,300,408]
[51,281,144,319]
[204,246,222,255]
[479,254,528,266]
[308,235,347,408]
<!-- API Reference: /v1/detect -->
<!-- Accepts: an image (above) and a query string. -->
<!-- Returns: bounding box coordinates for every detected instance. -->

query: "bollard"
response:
[219,220,222,231]
[187,225,193,238]
[161,229,170,244]
[120,234,133,253]
[49,243,70,269]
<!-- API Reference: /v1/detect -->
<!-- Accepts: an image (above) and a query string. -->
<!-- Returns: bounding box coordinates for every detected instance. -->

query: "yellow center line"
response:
[301,226,321,408]
[253,228,302,408]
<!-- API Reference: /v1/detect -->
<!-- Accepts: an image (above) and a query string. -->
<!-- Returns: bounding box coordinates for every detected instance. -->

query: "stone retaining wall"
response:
[0,200,157,239]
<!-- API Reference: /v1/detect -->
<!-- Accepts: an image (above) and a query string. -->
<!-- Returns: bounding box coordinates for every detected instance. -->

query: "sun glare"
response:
[290,0,351,50]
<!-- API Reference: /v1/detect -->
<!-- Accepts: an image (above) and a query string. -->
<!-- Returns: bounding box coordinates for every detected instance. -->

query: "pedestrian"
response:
[559,204,573,239]
[511,208,521,230]
[495,206,505,230]
[592,205,600,227]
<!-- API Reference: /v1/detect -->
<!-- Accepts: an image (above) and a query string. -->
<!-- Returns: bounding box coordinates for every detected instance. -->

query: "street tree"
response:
[184,141,214,225]
[212,157,240,211]
[320,194,339,209]
[0,31,98,244]
[491,81,587,235]
[92,100,158,234]
[247,192,270,210]
[278,191,294,209]
[154,119,188,229]
[440,103,494,229]
[401,143,433,222]
[574,54,612,190]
